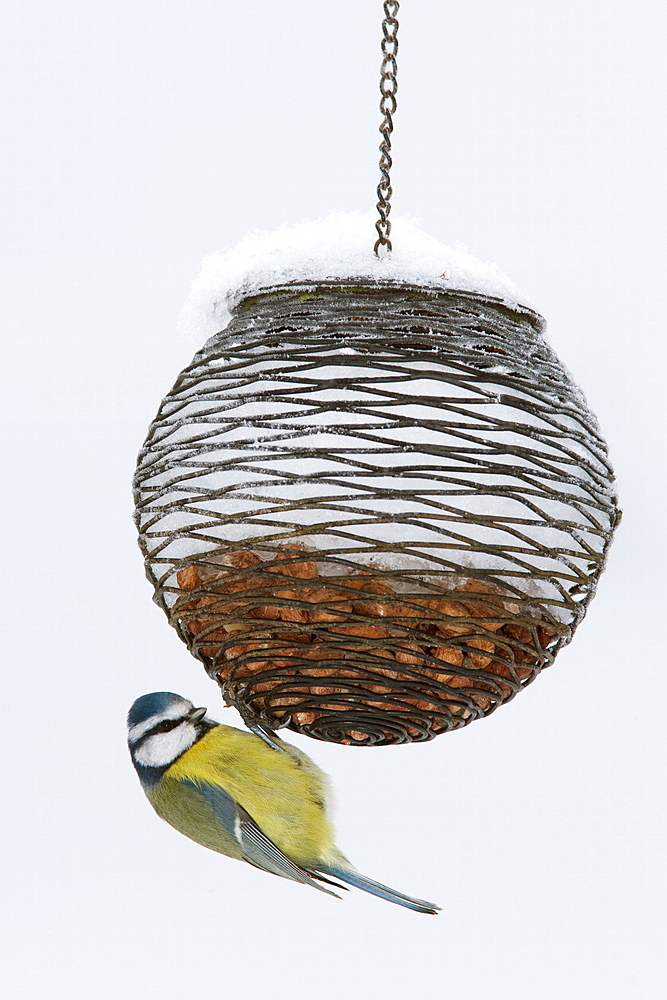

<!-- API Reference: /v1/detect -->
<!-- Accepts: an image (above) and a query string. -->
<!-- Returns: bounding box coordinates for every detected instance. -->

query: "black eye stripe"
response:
[129,717,217,763]
[133,717,187,745]
[157,718,184,733]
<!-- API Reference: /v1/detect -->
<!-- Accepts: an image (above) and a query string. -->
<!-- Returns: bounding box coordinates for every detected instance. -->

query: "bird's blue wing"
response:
[179,778,341,898]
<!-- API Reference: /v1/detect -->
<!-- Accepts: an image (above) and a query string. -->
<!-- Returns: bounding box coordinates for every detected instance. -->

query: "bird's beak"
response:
[190,707,207,723]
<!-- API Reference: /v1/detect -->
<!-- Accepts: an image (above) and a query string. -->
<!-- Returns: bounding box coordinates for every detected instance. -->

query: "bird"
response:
[127,691,440,914]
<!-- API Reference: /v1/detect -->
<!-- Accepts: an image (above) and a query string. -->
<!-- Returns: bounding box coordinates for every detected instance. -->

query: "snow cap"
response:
[178,212,529,341]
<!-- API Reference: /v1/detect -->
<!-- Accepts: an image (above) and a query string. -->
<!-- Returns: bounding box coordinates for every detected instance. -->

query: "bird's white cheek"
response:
[134,727,196,768]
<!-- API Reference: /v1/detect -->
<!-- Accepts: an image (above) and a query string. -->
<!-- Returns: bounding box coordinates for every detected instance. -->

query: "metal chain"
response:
[374,1,400,256]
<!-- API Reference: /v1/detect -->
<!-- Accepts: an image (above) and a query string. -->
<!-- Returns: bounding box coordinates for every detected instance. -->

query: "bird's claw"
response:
[248,721,285,752]
[230,686,286,752]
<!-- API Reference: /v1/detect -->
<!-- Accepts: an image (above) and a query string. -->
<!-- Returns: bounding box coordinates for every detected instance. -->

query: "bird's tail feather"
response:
[319,867,440,915]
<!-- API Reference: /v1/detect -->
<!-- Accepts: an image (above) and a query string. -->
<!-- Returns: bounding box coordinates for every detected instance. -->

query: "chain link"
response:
[374,1,400,256]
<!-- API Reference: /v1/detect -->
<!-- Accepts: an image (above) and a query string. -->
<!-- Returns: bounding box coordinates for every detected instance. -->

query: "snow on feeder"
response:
[133,216,619,746]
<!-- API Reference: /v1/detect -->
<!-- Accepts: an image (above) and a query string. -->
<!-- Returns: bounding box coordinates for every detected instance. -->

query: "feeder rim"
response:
[228,279,546,332]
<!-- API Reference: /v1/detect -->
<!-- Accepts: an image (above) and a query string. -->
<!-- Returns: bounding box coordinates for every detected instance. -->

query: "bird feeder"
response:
[134,275,619,745]
[134,4,618,745]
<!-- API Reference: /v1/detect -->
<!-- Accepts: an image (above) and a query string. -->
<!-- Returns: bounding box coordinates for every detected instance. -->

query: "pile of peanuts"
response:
[175,546,554,742]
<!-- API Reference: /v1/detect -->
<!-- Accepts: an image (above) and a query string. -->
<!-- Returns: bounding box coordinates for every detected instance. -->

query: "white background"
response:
[2,2,665,998]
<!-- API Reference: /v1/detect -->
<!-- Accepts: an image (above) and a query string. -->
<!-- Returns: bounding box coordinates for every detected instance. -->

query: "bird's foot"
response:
[232,686,289,752]
[248,720,285,752]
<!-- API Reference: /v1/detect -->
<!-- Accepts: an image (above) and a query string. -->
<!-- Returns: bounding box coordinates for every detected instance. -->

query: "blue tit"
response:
[127,691,440,914]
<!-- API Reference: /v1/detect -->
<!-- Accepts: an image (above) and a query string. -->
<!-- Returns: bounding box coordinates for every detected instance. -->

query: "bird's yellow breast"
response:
[166,725,337,867]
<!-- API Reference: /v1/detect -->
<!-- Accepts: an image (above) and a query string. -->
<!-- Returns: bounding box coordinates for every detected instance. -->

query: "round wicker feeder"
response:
[134,280,619,746]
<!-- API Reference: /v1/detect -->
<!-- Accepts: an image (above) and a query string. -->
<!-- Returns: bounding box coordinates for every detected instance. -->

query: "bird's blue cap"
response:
[127,691,189,728]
